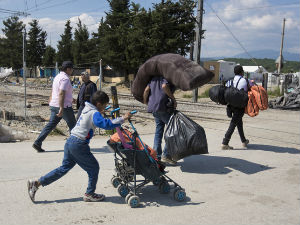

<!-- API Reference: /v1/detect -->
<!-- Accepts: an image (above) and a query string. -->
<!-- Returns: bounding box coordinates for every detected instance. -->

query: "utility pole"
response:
[193,0,204,103]
[23,28,27,119]
[99,59,102,90]
[278,18,286,74]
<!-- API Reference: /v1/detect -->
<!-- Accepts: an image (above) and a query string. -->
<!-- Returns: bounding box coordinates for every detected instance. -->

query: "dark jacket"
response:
[77,81,97,109]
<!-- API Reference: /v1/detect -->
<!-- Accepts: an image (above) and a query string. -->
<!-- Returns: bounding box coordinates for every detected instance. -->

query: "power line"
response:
[205,2,259,66]
[221,1,299,12]
[27,0,78,13]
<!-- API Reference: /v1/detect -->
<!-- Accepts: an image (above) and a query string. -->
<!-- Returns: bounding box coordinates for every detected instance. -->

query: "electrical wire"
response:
[205,2,259,67]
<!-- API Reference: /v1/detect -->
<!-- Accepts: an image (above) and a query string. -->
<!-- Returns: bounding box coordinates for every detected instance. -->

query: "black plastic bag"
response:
[164,111,208,161]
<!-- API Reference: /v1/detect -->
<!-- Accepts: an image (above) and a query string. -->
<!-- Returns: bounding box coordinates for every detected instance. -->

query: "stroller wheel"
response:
[117,184,129,198]
[152,179,160,186]
[125,193,133,204]
[159,182,170,194]
[173,188,186,202]
[128,195,140,208]
[111,176,121,188]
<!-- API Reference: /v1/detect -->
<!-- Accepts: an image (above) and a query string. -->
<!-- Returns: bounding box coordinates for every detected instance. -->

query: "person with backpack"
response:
[222,65,252,150]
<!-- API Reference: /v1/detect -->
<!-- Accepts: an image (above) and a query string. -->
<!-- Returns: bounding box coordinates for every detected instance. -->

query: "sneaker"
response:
[83,193,105,202]
[242,139,249,148]
[161,157,177,166]
[32,143,45,153]
[27,180,39,202]
[221,144,234,150]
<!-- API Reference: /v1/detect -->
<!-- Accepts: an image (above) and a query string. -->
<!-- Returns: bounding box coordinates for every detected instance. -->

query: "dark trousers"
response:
[222,105,246,145]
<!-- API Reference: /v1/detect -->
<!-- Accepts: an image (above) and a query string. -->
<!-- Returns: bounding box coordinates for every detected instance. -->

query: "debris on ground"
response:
[269,87,300,110]
[0,123,28,142]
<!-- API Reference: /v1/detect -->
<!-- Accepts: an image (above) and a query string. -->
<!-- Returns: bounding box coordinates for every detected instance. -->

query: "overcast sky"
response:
[0,0,299,58]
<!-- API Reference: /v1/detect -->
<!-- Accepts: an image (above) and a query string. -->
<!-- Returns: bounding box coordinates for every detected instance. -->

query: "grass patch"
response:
[183,93,192,98]
[182,88,210,99]
[199,89,210,98]
[267,86,281,98]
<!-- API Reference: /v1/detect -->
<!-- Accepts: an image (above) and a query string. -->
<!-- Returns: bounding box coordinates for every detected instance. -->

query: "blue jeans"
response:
[34,106,76,147]
[39,136,100,194]
[152,111,172,159]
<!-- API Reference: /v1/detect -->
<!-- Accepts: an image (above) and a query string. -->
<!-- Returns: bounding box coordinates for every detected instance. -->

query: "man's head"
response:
[91,91,109,113]
[234,65,244,75]
[81,71,90,83]
[61,61,74,75]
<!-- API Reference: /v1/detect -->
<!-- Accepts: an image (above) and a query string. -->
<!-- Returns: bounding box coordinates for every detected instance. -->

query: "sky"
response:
[0,0,299,59]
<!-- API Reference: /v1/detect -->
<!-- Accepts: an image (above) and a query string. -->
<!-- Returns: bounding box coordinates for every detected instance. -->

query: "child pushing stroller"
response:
[27,91,132,203]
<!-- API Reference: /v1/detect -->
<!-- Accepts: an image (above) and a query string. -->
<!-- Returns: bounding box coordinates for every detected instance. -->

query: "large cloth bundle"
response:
[164,111,208,161]
[245,90,259,117]
[131,53,214,103]
[250,85,268,110]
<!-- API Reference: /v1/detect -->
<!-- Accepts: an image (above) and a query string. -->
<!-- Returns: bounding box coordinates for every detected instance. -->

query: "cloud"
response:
[202,0,299,57]
[20,13,100,47]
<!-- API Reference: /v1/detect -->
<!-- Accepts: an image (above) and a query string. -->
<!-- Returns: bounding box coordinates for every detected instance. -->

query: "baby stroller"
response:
[106,108,186,208]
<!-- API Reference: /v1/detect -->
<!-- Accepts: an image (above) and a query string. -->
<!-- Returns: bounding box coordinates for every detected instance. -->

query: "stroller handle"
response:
[105,105,111,110]
[110,107,120,116]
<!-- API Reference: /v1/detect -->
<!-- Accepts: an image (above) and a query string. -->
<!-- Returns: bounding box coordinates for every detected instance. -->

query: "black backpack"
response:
[209,84,227,105]
[224,77,249,108]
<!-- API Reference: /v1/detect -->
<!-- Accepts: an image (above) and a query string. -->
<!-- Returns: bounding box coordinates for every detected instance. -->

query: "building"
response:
[203,60,236,83]
[243,66,268,82]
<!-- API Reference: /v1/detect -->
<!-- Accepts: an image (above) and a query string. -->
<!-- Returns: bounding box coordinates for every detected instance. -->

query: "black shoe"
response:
[32,144,45,152]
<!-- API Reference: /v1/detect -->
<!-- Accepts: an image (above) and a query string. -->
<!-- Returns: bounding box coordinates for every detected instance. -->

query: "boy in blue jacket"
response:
[27,91,132,202]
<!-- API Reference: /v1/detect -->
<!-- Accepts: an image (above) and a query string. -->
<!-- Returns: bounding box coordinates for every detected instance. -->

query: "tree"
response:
[43,45,56,67]
[27,19,47,77]
[1,16,24,70]
[126,3,153,73]
[97,0,196,76]
[149,0,195,56]
[72,18,93,66]
[56,20,73,65]
[98,0,131,77]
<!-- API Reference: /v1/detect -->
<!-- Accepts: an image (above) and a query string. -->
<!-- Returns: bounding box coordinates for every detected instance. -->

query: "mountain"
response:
[232,49,299,61]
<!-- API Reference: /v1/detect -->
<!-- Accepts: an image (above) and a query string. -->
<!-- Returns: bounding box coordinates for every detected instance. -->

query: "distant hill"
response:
[233,49,299,62]
[221,58,300,73]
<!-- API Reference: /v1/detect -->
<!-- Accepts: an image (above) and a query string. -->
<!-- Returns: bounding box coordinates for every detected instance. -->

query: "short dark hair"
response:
[234,65,244,75]
[61,61,73,71]
[91,91,109,106]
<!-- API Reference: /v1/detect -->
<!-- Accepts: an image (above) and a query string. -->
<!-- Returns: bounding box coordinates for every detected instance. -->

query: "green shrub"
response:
[268,86,281,97]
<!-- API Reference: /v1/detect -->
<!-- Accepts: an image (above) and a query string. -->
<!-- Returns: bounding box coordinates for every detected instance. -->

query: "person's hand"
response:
[123,112,132,120]
[56,108,63,117]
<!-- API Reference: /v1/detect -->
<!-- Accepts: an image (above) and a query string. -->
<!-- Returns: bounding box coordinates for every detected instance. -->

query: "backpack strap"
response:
[236,76,243,88]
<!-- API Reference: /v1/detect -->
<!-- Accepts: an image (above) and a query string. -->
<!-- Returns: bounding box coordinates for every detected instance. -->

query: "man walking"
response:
[143,76,177,165]
[32,61,76,152]
[76,71,97,120]
[222,65,251,150]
